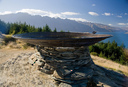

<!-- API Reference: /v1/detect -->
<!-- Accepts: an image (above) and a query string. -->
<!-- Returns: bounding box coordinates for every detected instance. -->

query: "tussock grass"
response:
[1,34,34,49]
[91,55,128,76]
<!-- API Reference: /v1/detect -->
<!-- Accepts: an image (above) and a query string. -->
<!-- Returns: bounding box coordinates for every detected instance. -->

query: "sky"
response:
[0,0,128,27]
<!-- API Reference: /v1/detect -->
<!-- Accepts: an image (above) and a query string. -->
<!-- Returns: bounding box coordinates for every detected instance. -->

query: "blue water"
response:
[96,32,128,48]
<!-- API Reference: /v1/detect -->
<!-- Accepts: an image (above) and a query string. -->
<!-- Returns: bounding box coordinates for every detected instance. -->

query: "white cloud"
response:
[16,9,62,18]
[92,4,96,6]
[124,13,128,15]
[88,12,99,16]
[102,13,111,16]
[0,9,89,22]
[118,23,126,25]
[117,16,122,18]
[16,9,48,15]
[0,11,13,15]
[61,12,79,15]
[108,24,112,26]
[15,9,80,18]
[68,18,88,22]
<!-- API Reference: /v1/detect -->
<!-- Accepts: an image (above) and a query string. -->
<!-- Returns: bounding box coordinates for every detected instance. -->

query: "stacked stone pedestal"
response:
[29,46,95,86]
[29,46,127,87]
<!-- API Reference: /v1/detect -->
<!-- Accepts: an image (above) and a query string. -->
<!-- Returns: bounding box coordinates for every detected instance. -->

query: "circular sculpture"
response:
[12,32,112,47]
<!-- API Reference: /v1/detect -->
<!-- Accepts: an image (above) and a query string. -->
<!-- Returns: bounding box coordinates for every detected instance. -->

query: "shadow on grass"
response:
[93,65,128,87]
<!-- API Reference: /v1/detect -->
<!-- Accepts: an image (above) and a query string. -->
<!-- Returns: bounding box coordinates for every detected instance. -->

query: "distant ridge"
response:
[0,13,127,33]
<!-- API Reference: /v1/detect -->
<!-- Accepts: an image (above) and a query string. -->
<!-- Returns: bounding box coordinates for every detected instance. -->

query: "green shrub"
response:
[91,52,98,56]
[23,43,35,49]
[99,52,104,57]
[89,41,128,65]
[23,44,29,49]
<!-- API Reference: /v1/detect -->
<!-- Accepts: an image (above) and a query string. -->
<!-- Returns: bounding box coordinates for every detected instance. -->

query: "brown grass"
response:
[91,55,128,76]
[1,34,33,49]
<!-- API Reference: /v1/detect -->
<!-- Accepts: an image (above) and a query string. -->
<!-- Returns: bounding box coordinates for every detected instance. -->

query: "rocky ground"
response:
[0,48,128,87]
[0,49,57,87]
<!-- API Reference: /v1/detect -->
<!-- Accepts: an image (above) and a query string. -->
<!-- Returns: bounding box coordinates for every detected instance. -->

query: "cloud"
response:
[61,12,79,15]
[102,13,111,16]
[125,13,128,15]
[1,9,88,22]
[108,24,112,26]
[68,18,88,22]
[16,9,62,18]
[16,9,78,19]
[118,23,127,25]
[92,4,96,6]
[16,9,48,15]
[88,12,99,16]
[16,9,80,18]
[0,11,13,15]
[117,16,122,18]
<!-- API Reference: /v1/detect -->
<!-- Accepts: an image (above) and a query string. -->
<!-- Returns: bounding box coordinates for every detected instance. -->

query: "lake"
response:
[96,32,128,48]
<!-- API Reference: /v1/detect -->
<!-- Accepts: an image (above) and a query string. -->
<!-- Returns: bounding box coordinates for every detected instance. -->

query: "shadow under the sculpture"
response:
[90,65,128,87]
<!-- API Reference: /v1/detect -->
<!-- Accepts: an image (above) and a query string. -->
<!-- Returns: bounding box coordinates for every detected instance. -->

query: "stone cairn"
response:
[29,46,127,87]
[29,46,95,86]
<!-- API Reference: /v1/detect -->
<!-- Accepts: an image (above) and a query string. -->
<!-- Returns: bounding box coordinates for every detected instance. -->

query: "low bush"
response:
[22,43,35,49]
[1,35,34,49]
[90,52,98,56]
[89,41,128,65]
[3,36,16,45]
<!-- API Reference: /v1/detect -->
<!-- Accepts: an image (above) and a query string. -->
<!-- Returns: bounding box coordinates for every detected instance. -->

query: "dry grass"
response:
[91,55,128,76]
[2,34,12,37]
[0,34,34,49]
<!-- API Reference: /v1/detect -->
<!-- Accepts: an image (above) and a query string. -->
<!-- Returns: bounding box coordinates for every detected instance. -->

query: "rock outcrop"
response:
[0,52,57,87]
[0,46,128,87]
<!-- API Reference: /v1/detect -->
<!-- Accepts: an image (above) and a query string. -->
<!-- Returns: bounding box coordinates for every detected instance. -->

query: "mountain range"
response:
[0,13,127,33]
